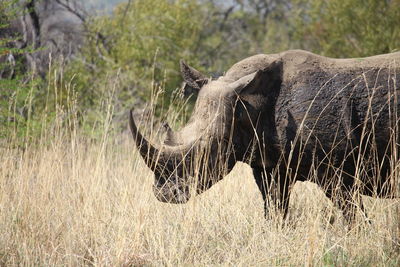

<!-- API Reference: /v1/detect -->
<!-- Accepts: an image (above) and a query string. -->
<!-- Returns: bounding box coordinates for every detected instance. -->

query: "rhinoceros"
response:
[129,50,400,223]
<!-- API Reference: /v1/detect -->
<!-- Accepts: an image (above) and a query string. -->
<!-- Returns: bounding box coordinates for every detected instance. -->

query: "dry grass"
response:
[1,131,399,266]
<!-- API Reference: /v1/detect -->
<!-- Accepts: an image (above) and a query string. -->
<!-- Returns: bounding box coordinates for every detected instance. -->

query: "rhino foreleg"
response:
[253,167,290,220]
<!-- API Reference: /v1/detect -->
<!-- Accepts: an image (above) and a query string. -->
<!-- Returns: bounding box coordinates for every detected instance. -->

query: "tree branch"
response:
[25,0,40,48]
[54,0,87,23]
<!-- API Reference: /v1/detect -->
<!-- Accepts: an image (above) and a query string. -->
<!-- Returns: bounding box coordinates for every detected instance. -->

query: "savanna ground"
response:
[1,100,400,266]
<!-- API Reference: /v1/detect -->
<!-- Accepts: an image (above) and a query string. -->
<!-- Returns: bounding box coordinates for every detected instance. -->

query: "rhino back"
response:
[270,51,400,181]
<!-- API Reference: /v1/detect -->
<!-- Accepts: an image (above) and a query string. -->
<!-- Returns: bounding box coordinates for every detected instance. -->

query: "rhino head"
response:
[130,59,281,203]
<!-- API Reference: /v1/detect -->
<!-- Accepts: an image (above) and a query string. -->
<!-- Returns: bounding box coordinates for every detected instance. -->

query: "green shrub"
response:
[67,0,209,117]
[0,0,42,143]
[292,0,400,57]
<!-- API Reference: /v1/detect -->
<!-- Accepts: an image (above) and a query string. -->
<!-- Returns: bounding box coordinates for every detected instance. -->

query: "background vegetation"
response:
[292,0,400,57]
[1,0,400,140]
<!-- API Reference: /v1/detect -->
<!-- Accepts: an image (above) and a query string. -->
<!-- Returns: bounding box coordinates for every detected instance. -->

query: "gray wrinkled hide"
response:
[132,50,399,223]
[225,50,399,221]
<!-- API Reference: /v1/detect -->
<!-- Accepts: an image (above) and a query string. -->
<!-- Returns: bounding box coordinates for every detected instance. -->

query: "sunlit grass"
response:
[1,125,399,265]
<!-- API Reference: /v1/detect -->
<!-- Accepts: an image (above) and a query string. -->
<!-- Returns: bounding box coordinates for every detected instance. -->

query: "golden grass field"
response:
[1,127,399,266]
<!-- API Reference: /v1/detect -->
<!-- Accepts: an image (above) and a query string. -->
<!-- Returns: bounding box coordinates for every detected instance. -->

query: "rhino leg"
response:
[253,167,290,220]
[323,184,368,226]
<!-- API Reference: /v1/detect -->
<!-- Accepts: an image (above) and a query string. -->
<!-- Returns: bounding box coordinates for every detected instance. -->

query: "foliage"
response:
[3,0,400,143]
[0,0,73,145]
[228,0,293,54]
[0,0,41,143]
[193,0,293,68]
[67,0,211,118]
[291,0,400,57]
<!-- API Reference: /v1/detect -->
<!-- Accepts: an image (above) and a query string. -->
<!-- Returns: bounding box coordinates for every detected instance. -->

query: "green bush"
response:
[292,0,400,57]
[5,0,399,143]
[0,0,41,143]
[67,0,210,117]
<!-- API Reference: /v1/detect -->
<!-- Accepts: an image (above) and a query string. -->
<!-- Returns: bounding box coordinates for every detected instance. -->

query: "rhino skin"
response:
[130,49,400,223]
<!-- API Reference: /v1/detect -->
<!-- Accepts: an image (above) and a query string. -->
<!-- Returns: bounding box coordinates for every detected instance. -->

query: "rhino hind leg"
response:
[252,167,290,220]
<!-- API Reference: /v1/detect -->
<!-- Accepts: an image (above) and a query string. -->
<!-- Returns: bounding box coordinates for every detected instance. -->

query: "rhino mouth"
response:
[153,183,191,204]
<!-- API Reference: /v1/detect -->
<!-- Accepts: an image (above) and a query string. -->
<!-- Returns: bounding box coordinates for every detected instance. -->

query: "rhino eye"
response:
[234,102,246,119]
[237,108,243,119]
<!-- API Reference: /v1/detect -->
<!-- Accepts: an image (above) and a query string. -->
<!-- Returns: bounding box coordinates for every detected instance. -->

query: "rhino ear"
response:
[180,60,208,93]
[230,61,282,95]
[230,70,265,95]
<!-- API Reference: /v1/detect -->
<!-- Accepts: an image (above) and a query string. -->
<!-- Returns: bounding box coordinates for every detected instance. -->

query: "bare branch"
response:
[24,0,40,48]
[54,0,86,23]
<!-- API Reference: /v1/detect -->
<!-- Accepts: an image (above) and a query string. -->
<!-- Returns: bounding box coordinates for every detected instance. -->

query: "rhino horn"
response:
[129,109,192,171]
[129,109,164,170]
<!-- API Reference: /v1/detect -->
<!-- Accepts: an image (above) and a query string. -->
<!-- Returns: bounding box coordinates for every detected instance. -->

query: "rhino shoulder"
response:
[222,50,321,83]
